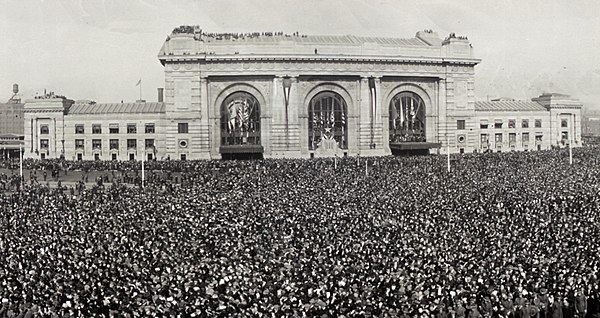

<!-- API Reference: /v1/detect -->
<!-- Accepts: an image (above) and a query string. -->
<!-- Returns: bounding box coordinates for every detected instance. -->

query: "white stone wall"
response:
[62,113,165,161]
[474,110,551,152]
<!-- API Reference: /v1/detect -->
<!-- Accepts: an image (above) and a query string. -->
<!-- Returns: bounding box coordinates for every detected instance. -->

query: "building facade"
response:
[0,84,25,159]
[21,28,582,160]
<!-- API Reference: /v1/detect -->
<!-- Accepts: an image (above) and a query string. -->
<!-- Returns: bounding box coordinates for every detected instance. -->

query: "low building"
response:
[472,94,582,153]
[0,84,25,159]
[23,94,165,161]
[582,109,600,145]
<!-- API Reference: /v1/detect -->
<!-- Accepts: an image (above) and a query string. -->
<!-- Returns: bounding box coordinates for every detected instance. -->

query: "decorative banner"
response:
[309,93,348,150]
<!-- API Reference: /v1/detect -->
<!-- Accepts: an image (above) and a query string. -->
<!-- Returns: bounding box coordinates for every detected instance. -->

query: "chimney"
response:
[157,88,164,102]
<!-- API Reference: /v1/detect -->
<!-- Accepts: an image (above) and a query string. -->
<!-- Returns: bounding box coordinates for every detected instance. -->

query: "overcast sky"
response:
[1,0,599,109]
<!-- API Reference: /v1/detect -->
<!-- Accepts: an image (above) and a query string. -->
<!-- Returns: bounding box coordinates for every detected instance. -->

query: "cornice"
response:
[158,54,481,66]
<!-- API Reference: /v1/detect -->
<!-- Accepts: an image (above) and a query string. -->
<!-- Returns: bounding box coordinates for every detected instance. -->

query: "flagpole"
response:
[141,148,145,189]
[365,159,368,176]
[447,133,450,173]
[19,146,23,179]
[139,79,142,101]
[569,115,573,165]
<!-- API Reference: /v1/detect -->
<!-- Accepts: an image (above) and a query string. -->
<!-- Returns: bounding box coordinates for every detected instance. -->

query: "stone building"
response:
[21,28,582,160]
[472,94,582,153]
[0,84,24,159]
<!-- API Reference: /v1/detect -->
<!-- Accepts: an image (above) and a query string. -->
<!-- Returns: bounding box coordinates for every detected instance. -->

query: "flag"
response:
[414,100,422,126]
[330,111,335,128]
[341,110,346,147]
[227,101,238,132]
[410,98,415,124]
[399,99,404,128]
[136,79,141,86]
[391,104,398,129]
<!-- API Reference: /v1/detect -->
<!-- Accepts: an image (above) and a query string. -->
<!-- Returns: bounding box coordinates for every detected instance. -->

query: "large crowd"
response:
[1,147,599,317]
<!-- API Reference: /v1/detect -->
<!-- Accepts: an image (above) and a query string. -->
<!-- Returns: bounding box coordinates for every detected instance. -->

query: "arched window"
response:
[389,92,426,143]
[308,92,348,150]
[221,92,261,146]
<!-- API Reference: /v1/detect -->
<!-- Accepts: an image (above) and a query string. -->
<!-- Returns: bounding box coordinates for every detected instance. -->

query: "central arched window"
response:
[308,92,348,150]
[389,92,426,143]
[221,92,261,146]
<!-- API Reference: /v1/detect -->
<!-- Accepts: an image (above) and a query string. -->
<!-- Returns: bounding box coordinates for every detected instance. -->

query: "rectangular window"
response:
[561,119,568,128]
[75,139,85,149]
[40,125,49,134]
[480,134,488,147]
[127,139,137,149]
[178,123,189,134]
[145,139,155,149]
[40,139,49,149]
[109,124,119,134]
[508,119,516,129]
[92,139,102,149]
[494,121,503,129]
[522,132,529,143]
[495,133,503,143]
[127,124,137,134]
[522,119,529,128]
[561,131,569,141]
[92,124,102,134]
[75,124,84,134]
[535,119,542,128]
[457,120,466,130]
[509,133,516,143]
[480,123,488,129]
[109,139,119,150]
[145,123,155,134]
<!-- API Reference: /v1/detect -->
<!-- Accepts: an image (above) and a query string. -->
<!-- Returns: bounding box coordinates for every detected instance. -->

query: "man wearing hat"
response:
[539,289,549,318]
[551,296,563,318]
[574,289,587,318]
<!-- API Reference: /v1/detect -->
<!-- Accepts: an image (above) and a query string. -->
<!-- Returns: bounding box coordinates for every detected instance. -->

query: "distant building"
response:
[473,94,582,153]
[0,84,25,159]
[20,27,583,160]
[582,109,600,145]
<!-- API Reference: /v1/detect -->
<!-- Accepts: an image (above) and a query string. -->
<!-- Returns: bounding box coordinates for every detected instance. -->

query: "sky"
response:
[1,0,600,110]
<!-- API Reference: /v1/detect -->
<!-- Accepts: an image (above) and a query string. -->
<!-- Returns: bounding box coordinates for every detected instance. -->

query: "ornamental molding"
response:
[196,60,474,78]
[160,54,480,66]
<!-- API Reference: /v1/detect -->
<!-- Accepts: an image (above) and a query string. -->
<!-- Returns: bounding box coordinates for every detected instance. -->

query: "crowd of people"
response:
[169,25,307,41]
[0,147,599,317]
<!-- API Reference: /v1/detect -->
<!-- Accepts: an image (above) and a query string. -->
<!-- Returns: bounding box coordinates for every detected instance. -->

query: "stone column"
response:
[373,77,384,152]
[53,118,57,158]
[357,77,371,152]
[270,76,286,154]
[437,78,448,154]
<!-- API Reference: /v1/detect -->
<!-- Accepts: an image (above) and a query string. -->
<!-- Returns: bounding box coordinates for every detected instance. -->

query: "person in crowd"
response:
[0,148,598,317]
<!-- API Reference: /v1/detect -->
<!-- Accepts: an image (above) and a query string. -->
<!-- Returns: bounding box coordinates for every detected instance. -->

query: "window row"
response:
[71,123,190,134]
[480,132,544,144]
[74,139,155,150]
[479,119,543,129]
[73,123,156,134]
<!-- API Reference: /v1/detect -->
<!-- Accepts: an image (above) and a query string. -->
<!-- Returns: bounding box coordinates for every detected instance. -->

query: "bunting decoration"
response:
[389,92,426,143]
[222,92,260,146]
[308,93,348,150]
